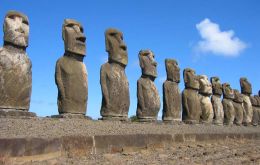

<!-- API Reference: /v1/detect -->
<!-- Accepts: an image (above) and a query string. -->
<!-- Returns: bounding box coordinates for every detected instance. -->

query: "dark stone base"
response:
[213,120,224,126]
[163,118,182,124]
[183,120,200,124]
[137,117,157,123]
[0,109,36,118]
[51,113,92,119]
[99,116,129,122]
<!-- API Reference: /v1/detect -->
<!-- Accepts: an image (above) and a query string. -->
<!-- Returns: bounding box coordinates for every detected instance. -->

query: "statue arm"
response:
[137,80,146,111]
[182,91,189,116]
[100,65,110,108]
[163,82,170,110]
[55,61,65,99]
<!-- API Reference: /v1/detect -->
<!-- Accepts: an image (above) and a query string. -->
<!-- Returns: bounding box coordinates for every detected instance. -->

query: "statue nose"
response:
[153,61,157,67]
[16,27,25,34]
[120,44,127,51]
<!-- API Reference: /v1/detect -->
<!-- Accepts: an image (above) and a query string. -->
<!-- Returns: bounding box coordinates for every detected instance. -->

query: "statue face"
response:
[210,77,223,96]
[222,83,234,99]
[233,89,243,103]
[4,11,29,47]
[240,77,252,95]
[255,95,260,107]
[165,59,180,83]
[199,75,212,95]
[250,95,258,106]
[139,50,157,78]
[183,68,199,90]
[62,19,86,56]
[105,28,128,66]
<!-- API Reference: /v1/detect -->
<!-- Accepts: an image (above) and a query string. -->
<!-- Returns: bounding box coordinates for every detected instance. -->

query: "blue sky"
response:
[1,0,259,119]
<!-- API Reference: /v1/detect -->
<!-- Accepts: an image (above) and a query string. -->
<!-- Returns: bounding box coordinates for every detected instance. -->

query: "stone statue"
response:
[100,28,130,121]
[222,83,235,125]
[198,75,213,124]
[182,68,201,124]
[210,77,224,125]
[233,89,244,125]
[0,11,35,117]
[162,59,181,122]
[240,77,253,125]
[250,94,260,126]
[55,19,88,117]
[137,50,160,122]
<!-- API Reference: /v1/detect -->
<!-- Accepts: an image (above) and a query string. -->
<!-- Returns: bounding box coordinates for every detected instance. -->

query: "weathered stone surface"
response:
[250,95,260,126]
[137,50,160,121]
[100,28,130,120]
[55,19,88,115]
[210,77,224,125]
[222,83,235,125]
[162,59,181,122]
[182,68,201,124]
[198,75,213,124]
[240,77,253,125]
[0,11,32,112]
[0,109,36,118]
[233,89,244,125]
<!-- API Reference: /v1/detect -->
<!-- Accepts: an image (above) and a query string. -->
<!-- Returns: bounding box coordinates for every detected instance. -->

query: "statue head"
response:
[3,10,29,47]
[165,59,180,83]
[183,68,199,90]
[105,28,128,66]
[250,95,258,106]
[240,77,252,95]
[62,19,86,56]
[198,75,212,95]
[139,50,157,78]
[210,77,223,96]
[222,83,234,99]
[256,95,260,107]
[233,89,243,103]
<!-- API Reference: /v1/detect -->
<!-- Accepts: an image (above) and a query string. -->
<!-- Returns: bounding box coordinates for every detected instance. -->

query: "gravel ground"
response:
[22,139,260,165]
[0,118,259,138]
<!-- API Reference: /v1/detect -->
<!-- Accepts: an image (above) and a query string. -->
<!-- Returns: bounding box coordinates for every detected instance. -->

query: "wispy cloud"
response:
[195,18,247,57]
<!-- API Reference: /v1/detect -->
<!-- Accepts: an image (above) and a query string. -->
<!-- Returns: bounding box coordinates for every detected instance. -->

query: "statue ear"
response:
[62,25,66,41]
[139,54,144,68]
[183,70,188,84]
[105,33,110,52]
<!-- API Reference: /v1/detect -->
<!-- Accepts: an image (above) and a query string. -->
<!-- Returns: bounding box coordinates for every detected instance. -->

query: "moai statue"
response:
[210,77,224,125]
[233,89,244,125]
[182,68,201,124]
[250,93,260,126]
[198,75,213,124]
[240,77,253,125]
[0,11,35,117]
[162,59,181,122]
[55,19,88,118]
[137,50,160,122]
[222,83,235,125]
[100,28,130,121]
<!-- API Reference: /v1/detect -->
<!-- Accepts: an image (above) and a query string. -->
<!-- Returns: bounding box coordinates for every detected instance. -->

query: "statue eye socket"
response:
[80,27,84,33]
[109,32,117,36]
[22,20,29,25]
[8,15,15,19]
[66,23,74,28]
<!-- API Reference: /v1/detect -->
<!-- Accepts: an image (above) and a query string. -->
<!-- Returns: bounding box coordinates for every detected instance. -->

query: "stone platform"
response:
[0,118,259,164]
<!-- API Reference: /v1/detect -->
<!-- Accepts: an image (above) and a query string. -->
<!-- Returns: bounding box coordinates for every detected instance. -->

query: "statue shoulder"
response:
[0,47,5,55]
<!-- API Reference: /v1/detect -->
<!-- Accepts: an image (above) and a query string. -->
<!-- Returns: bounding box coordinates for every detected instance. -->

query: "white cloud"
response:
[195,18,247,57]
